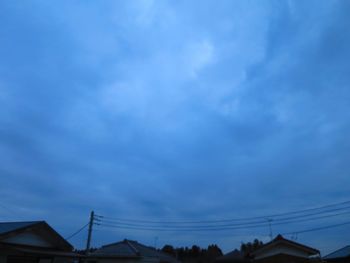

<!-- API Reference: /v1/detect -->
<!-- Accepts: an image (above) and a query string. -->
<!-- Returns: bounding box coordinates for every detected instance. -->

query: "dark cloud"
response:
[0,0,349,255]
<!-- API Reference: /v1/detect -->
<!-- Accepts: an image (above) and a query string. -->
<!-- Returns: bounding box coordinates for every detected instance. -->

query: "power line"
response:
[98,206,350,228]
[99,210,350,230]
[65,222,89,240]
[94,200,350,234]
[282,221,350,235]
[100,200,350,224]
[96,210,350,232]
[0,202,22,218]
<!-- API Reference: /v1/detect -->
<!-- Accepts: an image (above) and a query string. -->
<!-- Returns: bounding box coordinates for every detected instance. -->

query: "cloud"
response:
[185,39,215,78]
[0,0,349,254]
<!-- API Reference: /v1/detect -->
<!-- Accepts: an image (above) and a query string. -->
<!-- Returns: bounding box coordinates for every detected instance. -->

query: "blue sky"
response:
[0,0,350,255]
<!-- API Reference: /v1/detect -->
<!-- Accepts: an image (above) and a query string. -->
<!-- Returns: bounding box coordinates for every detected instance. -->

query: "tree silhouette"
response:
[240,239,264,258]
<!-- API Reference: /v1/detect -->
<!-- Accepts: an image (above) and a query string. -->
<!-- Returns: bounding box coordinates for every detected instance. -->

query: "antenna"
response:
[266,218,273,240]
[154,236,158,248]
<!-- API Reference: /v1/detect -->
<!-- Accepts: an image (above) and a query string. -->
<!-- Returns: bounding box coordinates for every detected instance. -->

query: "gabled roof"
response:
[90,239,179,263]
[253,234,319,257]
[0,243,81,258]
[91,239,141,258]
[0,221,73,251]
[0,221,42,235]
[220,249,243,259]
[216,249,249,263]
[323,245,350,259]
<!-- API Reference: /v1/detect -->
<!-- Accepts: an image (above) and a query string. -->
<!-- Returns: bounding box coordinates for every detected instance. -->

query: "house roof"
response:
[253,234,319,257]
[91,239,141,258]
[0,221,42,235]
[0,221,73,251]
[0,243,81,258]
[323,245,350,259]
[216,249,249,263]
[90,239,179,263]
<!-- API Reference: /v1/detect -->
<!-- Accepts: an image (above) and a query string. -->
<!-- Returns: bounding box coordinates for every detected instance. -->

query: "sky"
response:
[0,0,350,256]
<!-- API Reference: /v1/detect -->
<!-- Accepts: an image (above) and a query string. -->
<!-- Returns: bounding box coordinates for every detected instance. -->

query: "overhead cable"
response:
[99,200,350,224]
[65,222,90,240]
[99,206,350,228]
[281,221,350,235]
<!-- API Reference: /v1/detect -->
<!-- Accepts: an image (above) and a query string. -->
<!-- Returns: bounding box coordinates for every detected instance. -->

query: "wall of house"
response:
[255,253,317,263]
[141,257,161,263]
[85,258,159,263]
[0,255,76,263]
[254,245,312,259]
[2,231,52,247]
[53,257,77,263]
[86,259,140,263]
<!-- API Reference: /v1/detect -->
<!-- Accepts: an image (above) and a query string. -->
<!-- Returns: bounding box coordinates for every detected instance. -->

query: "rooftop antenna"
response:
[154,236,158,248]
[290,232,298,241]
[266,218,273,240]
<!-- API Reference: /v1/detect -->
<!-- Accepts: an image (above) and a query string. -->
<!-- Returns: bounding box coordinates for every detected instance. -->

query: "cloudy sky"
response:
[1,0,350,255]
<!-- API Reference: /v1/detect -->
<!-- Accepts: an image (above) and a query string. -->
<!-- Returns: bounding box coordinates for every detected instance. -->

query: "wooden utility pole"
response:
[86,211,94,254]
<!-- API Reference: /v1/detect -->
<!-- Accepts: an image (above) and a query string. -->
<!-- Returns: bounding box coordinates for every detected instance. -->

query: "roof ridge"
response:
[254,234,319,255]
[0,221,43,224]
[125,239,140,255]
[0,221,73,251]
[130,240,153,250]
[0,221,44,236]
[101,240,125,248]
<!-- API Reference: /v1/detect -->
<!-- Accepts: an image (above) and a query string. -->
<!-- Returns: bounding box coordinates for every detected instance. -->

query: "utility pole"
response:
[86,211,94,254]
